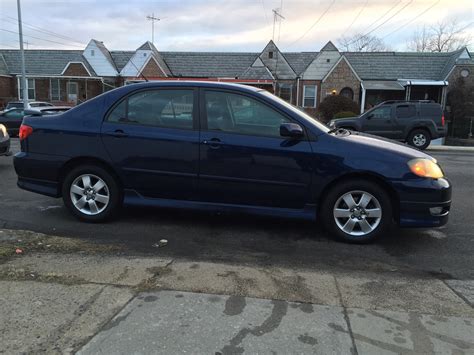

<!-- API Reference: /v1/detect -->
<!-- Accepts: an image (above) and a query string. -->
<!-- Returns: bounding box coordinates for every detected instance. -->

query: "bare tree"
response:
[407,20,472,52]
[338,33,390,52]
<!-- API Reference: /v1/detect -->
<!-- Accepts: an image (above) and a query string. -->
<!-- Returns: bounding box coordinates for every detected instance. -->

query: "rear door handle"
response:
[105,130,128,138]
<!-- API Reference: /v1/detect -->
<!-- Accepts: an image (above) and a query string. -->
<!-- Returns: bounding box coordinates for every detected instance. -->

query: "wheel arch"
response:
[58,156,123,196]
[317,172,400,223]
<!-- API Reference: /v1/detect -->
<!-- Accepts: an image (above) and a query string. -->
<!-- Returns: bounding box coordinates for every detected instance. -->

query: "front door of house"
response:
[67,82,78,104]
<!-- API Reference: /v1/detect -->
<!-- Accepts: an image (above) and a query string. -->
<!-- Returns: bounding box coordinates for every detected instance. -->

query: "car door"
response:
[361,106,397,139]
[198,89,313,209]
[393,103,417,139]
[101,88,200,200]
[0,109,24,135]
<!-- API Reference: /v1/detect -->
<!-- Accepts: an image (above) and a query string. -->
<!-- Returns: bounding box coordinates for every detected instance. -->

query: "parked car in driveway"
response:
[13,82,451,243]
[0,106,71,136]
[0,124,10,156]
[328,100,446,150]
[5,101,54,110]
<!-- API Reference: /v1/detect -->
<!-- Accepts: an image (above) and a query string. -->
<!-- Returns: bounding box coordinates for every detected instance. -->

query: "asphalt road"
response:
[1,139,473,279]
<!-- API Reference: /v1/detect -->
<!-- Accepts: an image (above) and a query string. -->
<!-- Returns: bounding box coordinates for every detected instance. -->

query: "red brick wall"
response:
[321,58,361,104]
[141,59,166,78]
[0,76,15,110]
[63,63,90,77]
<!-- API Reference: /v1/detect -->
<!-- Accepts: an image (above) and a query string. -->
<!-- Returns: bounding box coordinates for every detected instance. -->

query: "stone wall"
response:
[321,58,360,104]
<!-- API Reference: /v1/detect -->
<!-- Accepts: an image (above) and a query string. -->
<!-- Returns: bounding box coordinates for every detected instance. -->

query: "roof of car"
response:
[122,80,263,92]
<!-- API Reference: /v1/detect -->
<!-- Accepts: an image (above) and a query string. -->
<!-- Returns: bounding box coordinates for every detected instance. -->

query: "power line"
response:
[344,0,413,46]
[288,0,336,47]
[357,0,401,34]
[0,28,84,48]
[2,16,86,46]
[340,0,369,38]
[381,0,440,39]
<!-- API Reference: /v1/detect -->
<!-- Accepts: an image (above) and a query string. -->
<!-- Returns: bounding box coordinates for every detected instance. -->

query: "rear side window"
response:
[396,104,416,119]
[420,104,442,119]
[107,89,194,130]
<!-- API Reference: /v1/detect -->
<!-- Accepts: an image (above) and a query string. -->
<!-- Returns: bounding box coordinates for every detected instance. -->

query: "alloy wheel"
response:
[412,133,427,147]
[70,174,110,215]
[333,190,382,237]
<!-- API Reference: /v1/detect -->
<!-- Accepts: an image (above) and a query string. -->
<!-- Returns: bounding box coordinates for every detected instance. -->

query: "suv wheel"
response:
[321,179,393,243]
[408,129,431,150]
[62,164,122,222]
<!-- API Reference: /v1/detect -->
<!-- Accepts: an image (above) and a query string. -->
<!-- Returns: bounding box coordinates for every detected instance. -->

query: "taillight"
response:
[19,124,33,141]
[441,115,445,126]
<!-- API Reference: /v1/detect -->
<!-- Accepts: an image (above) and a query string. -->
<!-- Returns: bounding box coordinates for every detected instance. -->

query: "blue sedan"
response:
[13,82,451,243]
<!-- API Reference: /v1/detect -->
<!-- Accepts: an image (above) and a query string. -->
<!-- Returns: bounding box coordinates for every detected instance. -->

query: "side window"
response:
[107,89,194,129]
[370,106,391,119]
[205,91,291,138]
[5,109,24,118]
[396,105,416,119]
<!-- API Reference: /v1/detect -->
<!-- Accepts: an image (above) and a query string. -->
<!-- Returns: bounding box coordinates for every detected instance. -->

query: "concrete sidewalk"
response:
[0,229,473,354]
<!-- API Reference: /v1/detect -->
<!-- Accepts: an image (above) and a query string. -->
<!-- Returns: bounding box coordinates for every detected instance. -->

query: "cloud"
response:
[0,0,472,52]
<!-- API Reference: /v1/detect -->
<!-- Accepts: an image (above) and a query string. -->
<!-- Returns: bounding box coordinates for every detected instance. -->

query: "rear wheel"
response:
[407,129,431,150]
[62,164,122,222]
[321,179,393,243]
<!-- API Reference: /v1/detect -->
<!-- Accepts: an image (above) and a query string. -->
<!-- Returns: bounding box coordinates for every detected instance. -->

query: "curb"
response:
[427,145,474,152]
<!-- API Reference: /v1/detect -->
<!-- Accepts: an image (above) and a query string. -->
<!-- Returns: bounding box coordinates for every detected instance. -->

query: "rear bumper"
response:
[0,137,10,156]
[397,177,451,228]
[14,151,64,197]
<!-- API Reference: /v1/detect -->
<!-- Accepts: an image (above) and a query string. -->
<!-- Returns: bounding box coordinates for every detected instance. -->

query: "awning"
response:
[361,80,405,91]
[398,80,448,86]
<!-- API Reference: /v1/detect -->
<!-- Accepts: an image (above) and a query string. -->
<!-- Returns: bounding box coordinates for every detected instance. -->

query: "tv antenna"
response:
[272,8,285,42]
[146,13,162,45]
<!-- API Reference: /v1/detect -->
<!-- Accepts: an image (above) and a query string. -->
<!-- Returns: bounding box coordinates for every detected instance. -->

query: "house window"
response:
[268,51,274,59]
[50,78,60,101]
[19,78,35,100]
[326,59,330,63]
[303,85,317,108]
[278,83,292,103]
[91,49,95,56]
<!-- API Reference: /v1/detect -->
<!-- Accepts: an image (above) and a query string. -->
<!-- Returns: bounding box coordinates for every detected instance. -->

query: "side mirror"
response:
[24,108,42,117]
[280,123,304,138]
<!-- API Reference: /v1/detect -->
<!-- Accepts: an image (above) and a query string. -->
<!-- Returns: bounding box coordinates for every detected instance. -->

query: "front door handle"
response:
[202,138,223,149]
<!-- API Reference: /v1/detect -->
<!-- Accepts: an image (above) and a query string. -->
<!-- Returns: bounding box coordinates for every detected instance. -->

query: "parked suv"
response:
[328,101,446,150]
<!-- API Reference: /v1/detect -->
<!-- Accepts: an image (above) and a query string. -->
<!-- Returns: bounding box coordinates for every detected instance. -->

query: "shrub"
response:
[318,95,360,122]
[333,111,358,119]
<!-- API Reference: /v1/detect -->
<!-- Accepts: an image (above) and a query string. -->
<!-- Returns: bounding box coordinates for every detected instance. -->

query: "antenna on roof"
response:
[146,13,162,45]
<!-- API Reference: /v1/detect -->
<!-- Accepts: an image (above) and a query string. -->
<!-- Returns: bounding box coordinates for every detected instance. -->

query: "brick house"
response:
[1,39,472,118]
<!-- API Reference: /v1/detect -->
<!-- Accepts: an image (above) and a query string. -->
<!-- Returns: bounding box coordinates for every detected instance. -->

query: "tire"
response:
[320,179,393,243]
[407,129,431,150]
[62,164,122,222]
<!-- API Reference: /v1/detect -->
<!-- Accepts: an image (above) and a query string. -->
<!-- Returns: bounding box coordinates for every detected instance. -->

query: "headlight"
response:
[0,124,7,137]
[408,158,444,178]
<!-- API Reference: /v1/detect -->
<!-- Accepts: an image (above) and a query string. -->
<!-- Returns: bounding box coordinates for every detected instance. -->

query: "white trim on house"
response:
[17,77,35,100]
[136,55,167,78]
[12,74,103,80]
[302,85,317,108]
[49,78,61,101]
[60,61,92,76]
[321,56,361,83]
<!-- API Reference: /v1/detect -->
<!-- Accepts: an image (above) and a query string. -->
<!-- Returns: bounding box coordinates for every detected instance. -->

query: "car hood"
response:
[339,131,434,160]
[329,117,358,126]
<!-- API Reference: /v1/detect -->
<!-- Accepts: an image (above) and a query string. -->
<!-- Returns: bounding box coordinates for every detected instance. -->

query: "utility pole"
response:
[17,0,28,108]
[272,8,284,42]
[146,13,161,45]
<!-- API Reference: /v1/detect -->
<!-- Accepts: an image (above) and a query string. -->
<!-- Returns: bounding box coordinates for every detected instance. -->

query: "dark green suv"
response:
[329,101,447,150]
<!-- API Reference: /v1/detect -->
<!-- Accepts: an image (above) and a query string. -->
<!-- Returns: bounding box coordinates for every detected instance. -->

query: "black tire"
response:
[320,179,393,243]
[62,164,122,222]
[407,129,431,150]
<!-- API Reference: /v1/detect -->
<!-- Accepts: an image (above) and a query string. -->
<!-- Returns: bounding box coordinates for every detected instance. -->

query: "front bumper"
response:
[397,177,451,227]
[0,136,10,156]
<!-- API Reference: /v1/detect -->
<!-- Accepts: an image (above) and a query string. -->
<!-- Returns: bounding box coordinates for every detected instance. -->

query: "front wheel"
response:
[62,165,122,222]
[407,129,431,150]
[320,179,393,243]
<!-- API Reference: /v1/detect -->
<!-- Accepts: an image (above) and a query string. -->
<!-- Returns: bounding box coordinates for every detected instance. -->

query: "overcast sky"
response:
[0,0,472,52]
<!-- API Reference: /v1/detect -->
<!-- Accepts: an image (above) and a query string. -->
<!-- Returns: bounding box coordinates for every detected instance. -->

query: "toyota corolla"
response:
[14,82,451,243]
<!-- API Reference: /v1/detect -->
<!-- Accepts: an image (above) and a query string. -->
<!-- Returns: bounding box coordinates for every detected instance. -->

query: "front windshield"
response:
[260,90,330,133]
